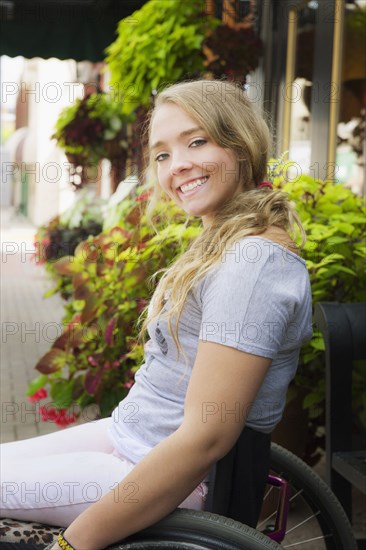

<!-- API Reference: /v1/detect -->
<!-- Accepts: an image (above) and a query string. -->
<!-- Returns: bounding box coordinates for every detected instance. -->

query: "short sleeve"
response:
[198,238,312,358]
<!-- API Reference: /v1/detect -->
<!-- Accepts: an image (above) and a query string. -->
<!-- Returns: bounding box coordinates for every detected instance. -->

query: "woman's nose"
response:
[169,152,193,175]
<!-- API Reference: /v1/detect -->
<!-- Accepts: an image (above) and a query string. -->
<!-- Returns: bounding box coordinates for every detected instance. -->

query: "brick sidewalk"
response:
[0,208,64,443]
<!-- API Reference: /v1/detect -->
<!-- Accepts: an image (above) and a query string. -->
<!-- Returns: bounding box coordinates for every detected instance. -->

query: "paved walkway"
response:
[0,207,64,443]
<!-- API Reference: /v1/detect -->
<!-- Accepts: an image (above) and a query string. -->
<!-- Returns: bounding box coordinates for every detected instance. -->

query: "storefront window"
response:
[336,1,365,194]
[282,1,317,177]
[289,3,316,177]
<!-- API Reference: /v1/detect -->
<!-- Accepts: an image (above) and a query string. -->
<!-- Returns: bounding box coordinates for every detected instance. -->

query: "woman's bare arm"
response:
[53,341,271,550]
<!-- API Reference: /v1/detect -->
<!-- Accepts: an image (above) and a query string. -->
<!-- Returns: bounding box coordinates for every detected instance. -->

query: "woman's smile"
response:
[178,175,209,196]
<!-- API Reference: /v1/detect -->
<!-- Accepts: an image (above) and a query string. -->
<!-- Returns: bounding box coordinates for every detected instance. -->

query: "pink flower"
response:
[28,388,48,403]
[87,355,99,367]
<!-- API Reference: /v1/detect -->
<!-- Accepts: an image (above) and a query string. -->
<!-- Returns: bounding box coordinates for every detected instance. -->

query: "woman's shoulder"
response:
[237,227,306,266]
[213,228,305,267]
[198,228,308,292]
[247,226,300,254]
[195,227,309,302]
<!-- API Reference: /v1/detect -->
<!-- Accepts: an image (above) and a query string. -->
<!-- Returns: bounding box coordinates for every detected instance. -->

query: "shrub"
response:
[275,169,366,456]
[34,190,105,299]
[28,190,201,418]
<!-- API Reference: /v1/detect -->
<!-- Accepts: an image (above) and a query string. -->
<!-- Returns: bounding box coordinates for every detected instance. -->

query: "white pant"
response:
[0,418,207,526]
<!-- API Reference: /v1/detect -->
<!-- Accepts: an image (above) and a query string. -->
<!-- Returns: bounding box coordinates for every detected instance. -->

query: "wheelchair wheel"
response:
[258,443,357,550]
[115,508,281,549]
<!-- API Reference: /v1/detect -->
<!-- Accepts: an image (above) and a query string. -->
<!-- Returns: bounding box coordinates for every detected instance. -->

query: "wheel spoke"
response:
[261,488,337,549]
[285,509,321,534]
[257,510,277,528]
[283,533,333,548]
[289,487,304,502]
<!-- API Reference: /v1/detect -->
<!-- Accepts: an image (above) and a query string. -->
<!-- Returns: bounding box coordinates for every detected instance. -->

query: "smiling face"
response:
[149,103,243,227]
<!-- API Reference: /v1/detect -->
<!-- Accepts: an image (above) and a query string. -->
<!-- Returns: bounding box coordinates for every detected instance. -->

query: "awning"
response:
[0,0,147,61]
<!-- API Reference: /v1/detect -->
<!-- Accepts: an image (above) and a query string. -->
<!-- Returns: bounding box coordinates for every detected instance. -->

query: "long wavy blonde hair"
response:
[136,80,305,367]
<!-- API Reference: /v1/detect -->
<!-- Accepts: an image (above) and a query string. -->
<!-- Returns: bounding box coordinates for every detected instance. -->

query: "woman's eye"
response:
[155,153,168,162]
[190,139,206,148]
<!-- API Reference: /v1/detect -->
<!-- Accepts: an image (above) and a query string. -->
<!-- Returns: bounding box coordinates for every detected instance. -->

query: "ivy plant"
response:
[105,0,218,114]
[52,92,132,166]
[28,190,201,418]
[34,190,106,299]
[271,161,366,453]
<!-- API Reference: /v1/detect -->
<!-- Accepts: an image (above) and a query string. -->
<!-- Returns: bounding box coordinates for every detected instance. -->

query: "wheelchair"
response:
[113,439,357,550]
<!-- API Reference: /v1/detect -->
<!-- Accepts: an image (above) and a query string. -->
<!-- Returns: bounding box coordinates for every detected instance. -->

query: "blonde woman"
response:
[0,80,312,548]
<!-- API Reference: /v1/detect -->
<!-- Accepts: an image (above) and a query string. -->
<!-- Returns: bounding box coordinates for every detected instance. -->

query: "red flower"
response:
[136,190,152,203]
[39,405,78,428]
[40,405,56,421]
[28,388,48,403]
[54,408,78,428]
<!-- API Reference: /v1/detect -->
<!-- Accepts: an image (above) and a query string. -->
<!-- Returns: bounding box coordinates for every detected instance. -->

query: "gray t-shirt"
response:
[109,237,313,463]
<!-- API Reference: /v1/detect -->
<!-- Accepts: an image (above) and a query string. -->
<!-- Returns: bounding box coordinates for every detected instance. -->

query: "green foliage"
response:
[346,3,366,34]
[1,124,14,144]
[105,0,219,114]
[344,5,366,82]
[271,161,366,432]
[52,92,132,165]
[59,189,106,229]
[34,191,105,299]
[30,189,201,417]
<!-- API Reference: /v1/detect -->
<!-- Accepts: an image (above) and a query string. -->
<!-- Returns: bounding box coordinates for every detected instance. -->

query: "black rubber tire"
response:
[266,443,357,550]
[111,443,357,550]
[113,508,282,549]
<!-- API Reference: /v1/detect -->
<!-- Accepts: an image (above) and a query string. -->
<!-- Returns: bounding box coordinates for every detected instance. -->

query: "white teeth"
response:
[180,177,208,193]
